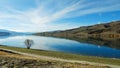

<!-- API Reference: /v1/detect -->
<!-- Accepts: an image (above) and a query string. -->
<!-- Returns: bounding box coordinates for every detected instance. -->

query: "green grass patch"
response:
[0,45,120,66]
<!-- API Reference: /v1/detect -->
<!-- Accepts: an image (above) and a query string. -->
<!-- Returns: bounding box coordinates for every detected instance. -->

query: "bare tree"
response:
[24,39,34,49]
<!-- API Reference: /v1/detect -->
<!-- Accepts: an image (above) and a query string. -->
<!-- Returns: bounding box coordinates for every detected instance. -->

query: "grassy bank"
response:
[0,51,110,68]
[0,45,120,66]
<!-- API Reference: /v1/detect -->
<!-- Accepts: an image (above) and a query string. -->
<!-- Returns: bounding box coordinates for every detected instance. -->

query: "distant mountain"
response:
[0,29,10,36]
[0,29,32,36]
[34,21,120,38]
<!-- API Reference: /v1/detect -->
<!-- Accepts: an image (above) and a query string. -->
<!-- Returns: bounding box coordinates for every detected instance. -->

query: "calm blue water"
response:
[0,35,120,58]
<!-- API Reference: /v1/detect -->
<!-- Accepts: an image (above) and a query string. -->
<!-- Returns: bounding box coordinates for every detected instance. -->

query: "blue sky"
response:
[0,0,120,32]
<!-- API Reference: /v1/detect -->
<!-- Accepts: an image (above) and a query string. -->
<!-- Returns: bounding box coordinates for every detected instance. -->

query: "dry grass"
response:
[0,51,8,55]
[0,51,37,60]
[0,45,120,66]
[0,50,111,68]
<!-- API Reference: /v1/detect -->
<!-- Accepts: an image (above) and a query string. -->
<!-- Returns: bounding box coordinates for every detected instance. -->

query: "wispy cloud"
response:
[0,0,120,32]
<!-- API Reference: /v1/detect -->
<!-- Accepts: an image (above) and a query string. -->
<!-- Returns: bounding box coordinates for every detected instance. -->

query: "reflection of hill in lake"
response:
[67,37,120,49]
[0,32,10,36]
[0,36,10,39]
[44,36,120,50]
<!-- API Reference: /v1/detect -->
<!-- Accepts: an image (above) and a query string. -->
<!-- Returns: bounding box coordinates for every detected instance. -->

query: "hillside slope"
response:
[35,21,120,38]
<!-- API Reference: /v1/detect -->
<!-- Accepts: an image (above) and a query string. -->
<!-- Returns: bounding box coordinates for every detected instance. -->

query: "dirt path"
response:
[0,48,120,68]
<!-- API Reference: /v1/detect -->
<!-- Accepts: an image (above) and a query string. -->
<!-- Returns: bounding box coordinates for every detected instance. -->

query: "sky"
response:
[0,0,120,32]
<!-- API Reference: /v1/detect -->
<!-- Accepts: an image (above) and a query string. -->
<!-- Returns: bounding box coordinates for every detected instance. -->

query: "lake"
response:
[0,35,120,58]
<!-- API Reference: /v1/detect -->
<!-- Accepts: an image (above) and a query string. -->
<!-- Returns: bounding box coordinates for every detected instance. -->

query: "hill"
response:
[0,29,32,36]
[0,29,11,36]
[35,21,120,38]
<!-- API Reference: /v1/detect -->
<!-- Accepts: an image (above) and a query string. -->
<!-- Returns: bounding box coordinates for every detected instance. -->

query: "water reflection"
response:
[0,35,10,39]
[0,35,120,58]
[64,37,120,49]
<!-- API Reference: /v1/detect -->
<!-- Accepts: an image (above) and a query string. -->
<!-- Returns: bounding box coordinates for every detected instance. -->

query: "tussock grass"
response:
[0,45,120,66]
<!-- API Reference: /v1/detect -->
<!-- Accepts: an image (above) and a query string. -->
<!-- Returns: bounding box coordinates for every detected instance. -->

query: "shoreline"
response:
[0,45,120,68]
[0,51,110,68]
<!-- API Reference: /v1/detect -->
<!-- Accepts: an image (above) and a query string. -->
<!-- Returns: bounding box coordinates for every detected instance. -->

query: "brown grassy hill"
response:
[35,21,120,38]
